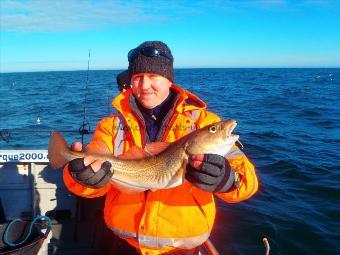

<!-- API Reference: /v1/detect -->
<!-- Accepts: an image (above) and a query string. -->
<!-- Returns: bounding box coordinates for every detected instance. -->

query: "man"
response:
[63,41,258,255]
[116,70,130,92]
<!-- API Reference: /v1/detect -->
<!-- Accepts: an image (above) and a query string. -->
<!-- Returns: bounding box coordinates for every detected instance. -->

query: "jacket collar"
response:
[112,84,206,118]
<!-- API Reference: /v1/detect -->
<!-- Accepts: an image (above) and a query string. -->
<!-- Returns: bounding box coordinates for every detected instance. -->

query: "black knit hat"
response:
[116,70,130,91]
[128,41,174,82]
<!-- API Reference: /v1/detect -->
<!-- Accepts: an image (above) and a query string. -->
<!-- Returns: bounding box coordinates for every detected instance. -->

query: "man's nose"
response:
[140,75,152,89]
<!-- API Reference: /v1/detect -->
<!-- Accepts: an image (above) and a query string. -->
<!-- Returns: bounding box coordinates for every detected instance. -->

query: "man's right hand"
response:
[68,142,113,188]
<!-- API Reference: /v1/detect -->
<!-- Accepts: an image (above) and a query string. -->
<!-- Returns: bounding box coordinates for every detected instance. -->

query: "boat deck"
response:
[0,150,107,254]
[48,219,99,255]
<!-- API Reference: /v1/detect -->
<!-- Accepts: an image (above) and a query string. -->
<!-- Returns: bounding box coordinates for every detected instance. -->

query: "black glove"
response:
[186,154,235,193]
[68,158,113,188]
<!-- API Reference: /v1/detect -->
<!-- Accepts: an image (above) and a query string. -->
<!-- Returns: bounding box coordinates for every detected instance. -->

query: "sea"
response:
[0,68,339,255]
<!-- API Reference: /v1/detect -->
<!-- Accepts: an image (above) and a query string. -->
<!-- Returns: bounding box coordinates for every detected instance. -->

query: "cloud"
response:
[1,0,337,32]
[1,0,218,32]
[249,0,339,10]
[1,0,166,32]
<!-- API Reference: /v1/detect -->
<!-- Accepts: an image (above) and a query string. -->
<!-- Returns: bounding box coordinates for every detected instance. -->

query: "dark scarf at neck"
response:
[136,90,176,142]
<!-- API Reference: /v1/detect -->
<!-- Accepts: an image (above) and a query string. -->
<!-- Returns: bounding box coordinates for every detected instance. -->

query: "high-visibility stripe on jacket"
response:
[63,84,258,255]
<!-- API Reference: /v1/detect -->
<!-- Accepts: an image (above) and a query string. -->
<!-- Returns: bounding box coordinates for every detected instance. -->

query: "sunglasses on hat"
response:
[128,46,173,62]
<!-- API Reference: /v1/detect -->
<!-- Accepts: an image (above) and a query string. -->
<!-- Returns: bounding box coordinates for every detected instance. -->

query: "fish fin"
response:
[144,142,169,156]
[164,175,184,189]
[117,146,147,160]
[117,142,170,160]
[164,164,186,189]
[48,131,73,170]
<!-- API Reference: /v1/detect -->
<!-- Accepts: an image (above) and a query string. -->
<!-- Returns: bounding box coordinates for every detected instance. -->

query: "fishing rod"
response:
[79,49,91,144]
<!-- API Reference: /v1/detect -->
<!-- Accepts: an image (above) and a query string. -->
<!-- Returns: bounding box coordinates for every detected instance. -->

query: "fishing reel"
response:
[78,122,90,135]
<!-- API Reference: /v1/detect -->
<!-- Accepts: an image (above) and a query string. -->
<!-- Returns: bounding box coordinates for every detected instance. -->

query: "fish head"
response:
[185,119,239,156]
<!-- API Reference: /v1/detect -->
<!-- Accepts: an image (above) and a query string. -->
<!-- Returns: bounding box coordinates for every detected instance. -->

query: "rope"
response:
[3,215,51,247]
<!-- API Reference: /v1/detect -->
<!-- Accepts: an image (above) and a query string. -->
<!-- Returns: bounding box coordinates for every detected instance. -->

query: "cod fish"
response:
[48,120,239,192]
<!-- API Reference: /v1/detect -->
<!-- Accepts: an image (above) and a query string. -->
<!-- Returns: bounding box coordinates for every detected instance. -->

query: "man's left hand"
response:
[186,154,235,193]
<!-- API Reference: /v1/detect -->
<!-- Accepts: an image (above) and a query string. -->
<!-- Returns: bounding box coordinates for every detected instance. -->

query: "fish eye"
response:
[209,126,217,133]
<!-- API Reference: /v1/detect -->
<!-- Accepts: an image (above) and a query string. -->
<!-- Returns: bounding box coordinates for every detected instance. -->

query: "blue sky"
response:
[1,0,340,72]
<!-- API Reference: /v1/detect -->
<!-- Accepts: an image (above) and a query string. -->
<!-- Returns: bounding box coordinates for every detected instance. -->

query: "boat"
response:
[0,149,221,255]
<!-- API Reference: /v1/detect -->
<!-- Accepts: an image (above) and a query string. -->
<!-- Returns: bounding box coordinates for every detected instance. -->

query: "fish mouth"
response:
[230,133,239,138]
[228,120,237,134]
[222,120,237,138]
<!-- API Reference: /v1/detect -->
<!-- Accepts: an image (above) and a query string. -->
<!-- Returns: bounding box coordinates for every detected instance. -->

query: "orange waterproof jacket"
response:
[63,84,258,255]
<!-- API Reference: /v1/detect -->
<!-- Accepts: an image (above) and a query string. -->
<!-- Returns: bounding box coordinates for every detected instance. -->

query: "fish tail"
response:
[48,131,78,170]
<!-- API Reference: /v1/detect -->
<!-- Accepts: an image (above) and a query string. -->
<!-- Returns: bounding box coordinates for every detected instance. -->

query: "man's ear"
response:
[167,79,172,88]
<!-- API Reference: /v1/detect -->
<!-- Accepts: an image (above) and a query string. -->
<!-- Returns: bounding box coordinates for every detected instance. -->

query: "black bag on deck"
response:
[0,217,51,255]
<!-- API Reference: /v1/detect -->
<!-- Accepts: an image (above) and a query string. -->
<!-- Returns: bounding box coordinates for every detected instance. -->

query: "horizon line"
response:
[1,66,340,74]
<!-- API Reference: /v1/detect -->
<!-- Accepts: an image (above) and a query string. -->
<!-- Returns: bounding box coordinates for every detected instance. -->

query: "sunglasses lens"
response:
[128,49,137,61]
[128,47,173,61]
[141,47,158,57]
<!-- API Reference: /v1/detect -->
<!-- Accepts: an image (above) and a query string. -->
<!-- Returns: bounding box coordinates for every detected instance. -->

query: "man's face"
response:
[131,73,171,109]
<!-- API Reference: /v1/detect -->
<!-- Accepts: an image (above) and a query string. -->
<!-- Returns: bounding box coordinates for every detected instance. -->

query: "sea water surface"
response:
[0,69,339,254]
